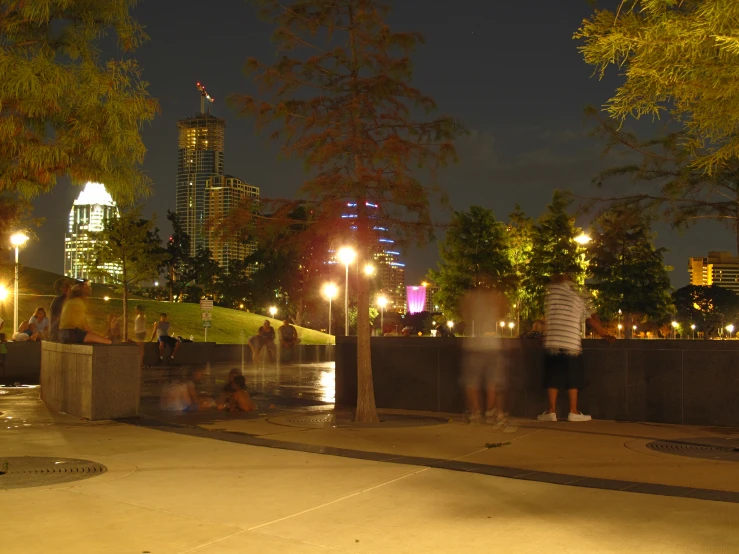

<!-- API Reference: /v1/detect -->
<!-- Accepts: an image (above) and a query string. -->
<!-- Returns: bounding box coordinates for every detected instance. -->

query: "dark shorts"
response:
[460,350,508,389]
[158,335,178,348]
[60,328,87,344]
[543,351,586,390]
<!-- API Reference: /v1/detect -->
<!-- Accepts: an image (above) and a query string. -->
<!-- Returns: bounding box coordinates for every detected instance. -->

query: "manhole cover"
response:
[646,438,739,462]
[0,457,107,490]
[271,412,448,429]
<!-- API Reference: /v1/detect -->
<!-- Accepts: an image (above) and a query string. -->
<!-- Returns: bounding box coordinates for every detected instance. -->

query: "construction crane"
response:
[196,82,214,115]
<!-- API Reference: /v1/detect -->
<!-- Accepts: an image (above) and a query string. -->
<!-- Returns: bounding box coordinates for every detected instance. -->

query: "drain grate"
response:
[271,412,448,429]
[646,438,739,462]
[0,457,107,490]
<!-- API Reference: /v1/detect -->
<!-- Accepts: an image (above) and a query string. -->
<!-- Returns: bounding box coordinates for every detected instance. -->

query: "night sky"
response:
[23,0,736,286]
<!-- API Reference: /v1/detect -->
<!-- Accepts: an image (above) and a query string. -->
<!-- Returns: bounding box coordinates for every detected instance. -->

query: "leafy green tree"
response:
[587,109,739,257]
[506,204,535,323]
[429,206,513,320]
[215,258,253,310]
[181,248,222,302]
[165,211,192,302]
[575,0,739,173]
[588,208,674,337]
[0,0,158,202]
[93,206,167,340]
[527,191,587,317]
[673,285,739,339]
[232,0,462,422]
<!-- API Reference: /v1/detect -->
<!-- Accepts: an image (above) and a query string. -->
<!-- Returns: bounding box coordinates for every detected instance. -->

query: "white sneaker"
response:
[567,412,592,422]
[537,411,557,422]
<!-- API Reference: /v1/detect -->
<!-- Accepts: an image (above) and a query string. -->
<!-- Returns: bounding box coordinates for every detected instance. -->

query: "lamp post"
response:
[671,321,678,339]
[447,320,454,335]
[727,324,735,339]
[364,264,375,276]
[691,323,696,339]
[508,321,515,338]
[617,323,622,339]
[632,324,637,338]
[269,306,277,318]
[377,296,387,336]
[322,283,338,339]
[10,233,29,334]
[337,246,356,336]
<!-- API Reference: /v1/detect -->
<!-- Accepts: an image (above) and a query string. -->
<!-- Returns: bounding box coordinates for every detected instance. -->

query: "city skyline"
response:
[20,0,738,286]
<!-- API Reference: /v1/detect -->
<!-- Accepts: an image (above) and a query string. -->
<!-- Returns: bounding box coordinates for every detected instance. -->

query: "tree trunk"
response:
[122,283,128,342]
[355,239,379,423]
[169,265,174,302]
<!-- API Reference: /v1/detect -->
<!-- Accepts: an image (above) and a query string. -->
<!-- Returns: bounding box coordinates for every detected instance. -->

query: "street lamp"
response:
[10,232,29,334]
[447,320,454,333]
[269,306,277,318]
[574,233,591,245]
[322,283,338,338]
[337,246,356,336]
[727,324,735,339]
[671,321,679,339]
[632,324,637,337]
[508,321,515,338]
[0,285,8,302]
[364,264,375,276]
[690,323,696,339]
[617,323,623,339]
[376,296,388,336]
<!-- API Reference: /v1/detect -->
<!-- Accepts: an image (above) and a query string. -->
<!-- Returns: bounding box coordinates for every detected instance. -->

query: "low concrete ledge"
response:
[40,342,141,420]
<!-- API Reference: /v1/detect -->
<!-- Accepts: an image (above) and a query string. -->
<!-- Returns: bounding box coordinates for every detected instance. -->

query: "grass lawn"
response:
[0,265,333,345]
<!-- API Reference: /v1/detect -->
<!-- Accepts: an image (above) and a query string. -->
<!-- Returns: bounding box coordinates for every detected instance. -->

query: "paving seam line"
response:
[122,417,739,505]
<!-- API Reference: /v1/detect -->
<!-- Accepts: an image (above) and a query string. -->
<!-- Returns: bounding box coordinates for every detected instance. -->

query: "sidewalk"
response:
[2,387,739,553]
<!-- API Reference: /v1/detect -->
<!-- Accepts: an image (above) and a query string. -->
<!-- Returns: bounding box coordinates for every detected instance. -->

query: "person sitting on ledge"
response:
[248,320,276,364]
[12,321,42,342]
[58,282,111,345]
[278,318,300,363]
[29,307,50,340]
[150,313,181,364]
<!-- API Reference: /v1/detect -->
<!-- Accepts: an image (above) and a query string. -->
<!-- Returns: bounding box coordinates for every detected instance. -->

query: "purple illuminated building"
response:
[406,286,427,314]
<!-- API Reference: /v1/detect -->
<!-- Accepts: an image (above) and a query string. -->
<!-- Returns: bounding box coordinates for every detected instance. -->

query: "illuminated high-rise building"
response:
[64,182,121,283]
[330,201,407,313]
[205,175,260,273]
[689,251,739,293]
[176,113,225,255]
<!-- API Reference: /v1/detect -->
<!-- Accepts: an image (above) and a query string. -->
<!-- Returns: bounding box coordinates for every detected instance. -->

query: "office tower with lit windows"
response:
[64,182,121,283]
[176,113,225,256]
[330,201,407,313]
[205,175,260,273]
[689,251,739,293]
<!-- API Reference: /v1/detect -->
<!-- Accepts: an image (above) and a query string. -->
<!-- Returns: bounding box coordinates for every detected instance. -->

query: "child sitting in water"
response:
[218,375,257,413]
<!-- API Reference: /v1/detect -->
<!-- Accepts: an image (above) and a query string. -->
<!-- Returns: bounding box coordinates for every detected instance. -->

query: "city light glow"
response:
[322,283,338,300]
[447,321,454,329]
[376,296,388,308]
[364,264,375,276]
[10,233,29,247]
[269,306,277,317]
[574,233,592,245]
[0,285,7,301]
[337,246,356,266]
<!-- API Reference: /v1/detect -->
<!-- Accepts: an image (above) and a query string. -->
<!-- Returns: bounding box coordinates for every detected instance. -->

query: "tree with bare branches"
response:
[229,0,463,422]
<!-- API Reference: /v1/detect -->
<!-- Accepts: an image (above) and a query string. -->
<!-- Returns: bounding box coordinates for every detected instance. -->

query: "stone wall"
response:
[6,342,334,384]
[335,337,739,427]
[40,342,141,420]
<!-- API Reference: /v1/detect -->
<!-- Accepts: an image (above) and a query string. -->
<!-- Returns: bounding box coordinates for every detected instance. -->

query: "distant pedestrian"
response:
[150,313,181,364]
[537,274,614,423]
[49,278,72,341]
[59,282,111,344]
[278,318,300,362]
[134,305,147,342]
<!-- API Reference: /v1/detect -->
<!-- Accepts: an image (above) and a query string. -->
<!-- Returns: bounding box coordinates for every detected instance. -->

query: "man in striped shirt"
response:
[537,274,614,422]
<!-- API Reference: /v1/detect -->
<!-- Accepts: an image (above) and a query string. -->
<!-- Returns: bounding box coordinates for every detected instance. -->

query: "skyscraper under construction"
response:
[176,83,225,256]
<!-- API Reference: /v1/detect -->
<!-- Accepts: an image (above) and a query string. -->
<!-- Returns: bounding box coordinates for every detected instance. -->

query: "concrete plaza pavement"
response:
[2,384,739,553]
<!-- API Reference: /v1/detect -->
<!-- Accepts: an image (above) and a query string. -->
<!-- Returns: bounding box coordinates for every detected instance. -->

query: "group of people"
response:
[160,367,257,414]
[247,318,301,364]
[462,273,615,427]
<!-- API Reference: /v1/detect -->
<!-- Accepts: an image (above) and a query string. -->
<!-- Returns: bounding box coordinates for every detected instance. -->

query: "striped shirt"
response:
[543,281,594,355]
